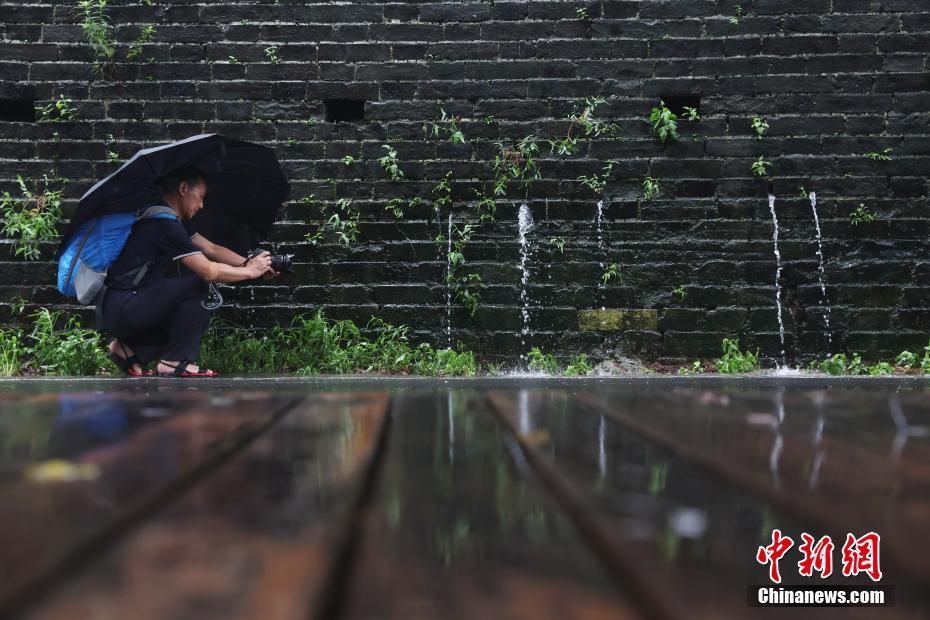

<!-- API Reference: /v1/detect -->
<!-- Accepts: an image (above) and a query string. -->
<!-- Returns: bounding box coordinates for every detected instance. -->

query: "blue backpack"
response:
[57,205,178,304]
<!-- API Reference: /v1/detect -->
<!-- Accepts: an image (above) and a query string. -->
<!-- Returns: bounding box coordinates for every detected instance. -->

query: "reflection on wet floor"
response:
[341,390,633,620]
[0,379,928,619]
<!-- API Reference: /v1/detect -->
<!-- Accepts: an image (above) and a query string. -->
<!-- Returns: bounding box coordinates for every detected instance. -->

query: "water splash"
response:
[446,211,452,348]
[595,200,606,310]
[808,192,832,348]
[518,203,534,360]
[766,192,787,367]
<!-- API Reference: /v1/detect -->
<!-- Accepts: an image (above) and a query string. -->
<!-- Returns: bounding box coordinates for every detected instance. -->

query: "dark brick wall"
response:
[1,0,929,365]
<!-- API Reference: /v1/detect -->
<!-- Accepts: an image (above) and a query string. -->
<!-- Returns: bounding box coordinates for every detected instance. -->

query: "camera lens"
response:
[271,253,293,274]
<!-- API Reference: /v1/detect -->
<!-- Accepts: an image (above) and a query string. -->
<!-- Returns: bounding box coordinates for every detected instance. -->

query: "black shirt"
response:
[106,213,202,291]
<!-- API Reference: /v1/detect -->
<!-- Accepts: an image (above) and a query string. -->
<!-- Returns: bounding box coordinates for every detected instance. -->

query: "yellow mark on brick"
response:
[578,308,658,331]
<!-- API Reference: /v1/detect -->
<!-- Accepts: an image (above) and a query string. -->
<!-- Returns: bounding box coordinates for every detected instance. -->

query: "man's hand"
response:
[245,253,273,279]
[249,251,280,279]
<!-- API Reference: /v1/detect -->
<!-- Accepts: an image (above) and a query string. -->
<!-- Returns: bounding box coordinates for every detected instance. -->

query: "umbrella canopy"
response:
[58,134,290,255]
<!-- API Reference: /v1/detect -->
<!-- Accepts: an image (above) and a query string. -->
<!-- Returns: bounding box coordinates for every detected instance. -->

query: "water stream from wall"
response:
[446,211,452,348]
[808,192,832,348]
[767,192,787,367]
[518,203,534,361]
[595,199,606,310]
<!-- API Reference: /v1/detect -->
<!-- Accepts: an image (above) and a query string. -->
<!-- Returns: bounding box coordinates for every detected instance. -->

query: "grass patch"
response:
[201,309,479,376]
[26,308,112,375]
[526,347,593,376]
[714,338,760,373]
[0,327,25,376]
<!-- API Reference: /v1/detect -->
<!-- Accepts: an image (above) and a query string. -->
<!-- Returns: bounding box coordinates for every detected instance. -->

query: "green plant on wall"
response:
[578,161,616,196]
[642,176,660,201]
[444,221,484,317]
[729,4,743,24]
[601,263,622,285]
[471,189,497,224]
[446,272,483,318]
[78,0,157,76]
[682,106,700,122]
[423,107,466,144]
[751,116,768,139]
[126,25,156,61]
[78,0,115,74]
[649,100,679,144]
[850,203,876,226]
[548,97,619,156]
[104,133,120,163]
[866,148,893,161]
[751,156,771,177]
[385,196,422,220]
[264,45,281,64]
[431,170,453,215]
[35,95,76,123]
[304,196,360,247]
[427,171,485,317]
[549,237,566,254]
[1,175,66,260]
[385,197,404,219]
[379,144,405,182]
[492,135,541,197]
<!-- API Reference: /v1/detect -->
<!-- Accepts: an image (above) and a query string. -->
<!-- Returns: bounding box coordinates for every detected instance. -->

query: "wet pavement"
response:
[0,376,928,619]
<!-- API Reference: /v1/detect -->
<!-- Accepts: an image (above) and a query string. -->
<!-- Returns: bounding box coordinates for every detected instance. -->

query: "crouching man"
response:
[101,166,274,377]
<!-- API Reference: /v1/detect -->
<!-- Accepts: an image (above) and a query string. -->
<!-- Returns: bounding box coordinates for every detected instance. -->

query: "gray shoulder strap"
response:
[137,205,178,220]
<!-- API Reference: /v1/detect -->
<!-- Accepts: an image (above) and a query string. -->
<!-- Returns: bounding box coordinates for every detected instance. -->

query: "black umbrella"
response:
[58,134,290,255]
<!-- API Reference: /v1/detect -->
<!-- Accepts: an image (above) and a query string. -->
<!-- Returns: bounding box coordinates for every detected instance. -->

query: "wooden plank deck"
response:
[0,382,927,619]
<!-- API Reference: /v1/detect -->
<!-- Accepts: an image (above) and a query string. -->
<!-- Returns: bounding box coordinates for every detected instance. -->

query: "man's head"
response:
[160,166,207,219]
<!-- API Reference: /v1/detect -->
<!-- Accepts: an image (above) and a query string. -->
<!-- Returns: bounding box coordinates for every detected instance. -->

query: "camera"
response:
[248,249,294,274]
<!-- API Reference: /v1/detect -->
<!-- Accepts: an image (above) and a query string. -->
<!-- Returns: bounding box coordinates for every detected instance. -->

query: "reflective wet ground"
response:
[0,377,928,619]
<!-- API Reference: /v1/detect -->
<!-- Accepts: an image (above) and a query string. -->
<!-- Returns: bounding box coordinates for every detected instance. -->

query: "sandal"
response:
[157,360,219,378]
[108,341,153,377]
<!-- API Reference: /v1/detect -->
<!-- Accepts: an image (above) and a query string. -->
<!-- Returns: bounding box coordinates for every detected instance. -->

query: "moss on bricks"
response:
[578,309,658,332]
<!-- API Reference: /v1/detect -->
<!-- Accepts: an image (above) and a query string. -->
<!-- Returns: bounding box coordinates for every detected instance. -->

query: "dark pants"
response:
[100,274,211,364]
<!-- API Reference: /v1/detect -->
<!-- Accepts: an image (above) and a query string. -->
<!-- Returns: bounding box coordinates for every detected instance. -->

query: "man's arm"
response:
[181,252,272,283]
[190,233,249,266]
